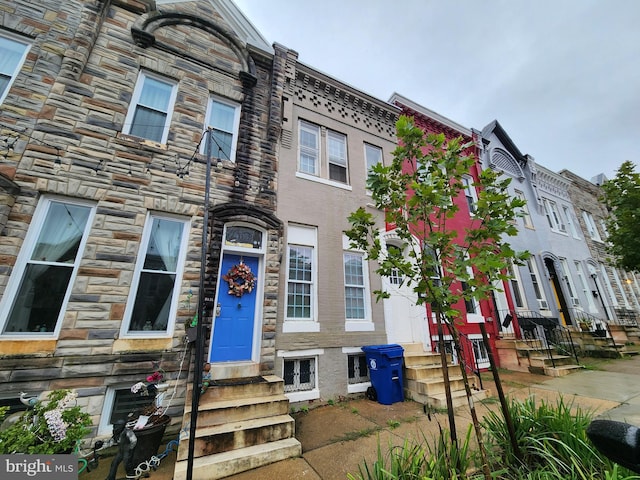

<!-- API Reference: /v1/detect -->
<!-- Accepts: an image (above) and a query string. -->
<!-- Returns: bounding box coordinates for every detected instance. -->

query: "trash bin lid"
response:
[362,344,404,357]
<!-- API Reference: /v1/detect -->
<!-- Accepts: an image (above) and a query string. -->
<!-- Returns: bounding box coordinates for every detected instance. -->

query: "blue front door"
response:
[210,254,258,362]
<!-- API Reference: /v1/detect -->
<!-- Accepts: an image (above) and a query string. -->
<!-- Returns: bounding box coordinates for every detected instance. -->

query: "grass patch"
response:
[334,426,382,442]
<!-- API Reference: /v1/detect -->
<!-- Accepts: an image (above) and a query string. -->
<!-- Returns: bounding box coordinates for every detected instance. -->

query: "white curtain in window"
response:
[147,218,182,272]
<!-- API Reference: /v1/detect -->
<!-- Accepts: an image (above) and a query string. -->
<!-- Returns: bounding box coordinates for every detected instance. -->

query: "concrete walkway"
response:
[82,355,640,479]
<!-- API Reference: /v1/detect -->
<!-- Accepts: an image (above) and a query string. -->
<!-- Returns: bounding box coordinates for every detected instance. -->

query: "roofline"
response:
[295,61,401,115]
[388,92,471,136]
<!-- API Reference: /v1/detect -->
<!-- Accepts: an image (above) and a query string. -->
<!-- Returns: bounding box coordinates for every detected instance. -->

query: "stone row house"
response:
[0,0,637,476]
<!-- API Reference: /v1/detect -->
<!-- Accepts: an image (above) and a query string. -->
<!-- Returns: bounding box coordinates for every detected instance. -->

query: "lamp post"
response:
[186,128,213,480]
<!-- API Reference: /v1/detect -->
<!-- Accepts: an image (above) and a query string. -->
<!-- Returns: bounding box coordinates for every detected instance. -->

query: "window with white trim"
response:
[202,96,241,162]
[123,71,177,144]
[611,268,630,308]
[514,190,533,228]
[599,219,609,239]
[286,225,317,321]
[297,120,351,187]
[624,271,640,309]
[123,214,189,334]
[471,337,489,369]
[561,206,578,238]
[283,357,316,393]
[298,120,320,175]
[0,198,95,335]
[600,264,618,308]
[364,143,382,175]
[526,257,548,310]
[461,175,477,215]
[575,261,596,312]
[582,211,602,241]
[343,252,367,319]
[98,386,160,435]
[0,32,30,104]
[559,258,579,307]
[327,131,348,183]
[507,261,526,309]
[542,198,566,233]
[347,353,369,384]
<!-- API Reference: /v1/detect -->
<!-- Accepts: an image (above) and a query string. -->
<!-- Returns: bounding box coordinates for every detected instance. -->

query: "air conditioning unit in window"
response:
[537,299,549,310]
[571,298,580,307]
[560,224,566,232]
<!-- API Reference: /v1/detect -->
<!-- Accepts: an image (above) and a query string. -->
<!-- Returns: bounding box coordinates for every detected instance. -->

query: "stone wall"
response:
[0,0,282,440]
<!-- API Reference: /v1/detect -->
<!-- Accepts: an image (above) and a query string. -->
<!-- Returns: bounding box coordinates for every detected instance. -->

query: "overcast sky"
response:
[234,0,639,182]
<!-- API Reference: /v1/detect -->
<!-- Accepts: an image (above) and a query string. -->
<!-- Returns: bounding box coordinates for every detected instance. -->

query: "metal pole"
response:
[479,323,521,461]
[186,128,213,480]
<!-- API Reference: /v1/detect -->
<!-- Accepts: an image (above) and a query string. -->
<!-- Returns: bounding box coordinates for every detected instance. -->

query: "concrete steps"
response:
[174,374,301,479]
[401,342,489,410]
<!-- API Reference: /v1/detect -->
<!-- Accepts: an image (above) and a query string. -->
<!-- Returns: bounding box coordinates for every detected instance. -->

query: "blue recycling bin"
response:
[362,344,404,405]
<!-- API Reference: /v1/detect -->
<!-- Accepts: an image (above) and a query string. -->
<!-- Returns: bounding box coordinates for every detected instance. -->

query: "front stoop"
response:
[173,375,301,480]
[401,343,489,410]
[528,354,582,376]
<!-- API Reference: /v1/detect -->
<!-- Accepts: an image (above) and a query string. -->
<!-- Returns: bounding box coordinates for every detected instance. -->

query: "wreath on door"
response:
[223,262,256,297]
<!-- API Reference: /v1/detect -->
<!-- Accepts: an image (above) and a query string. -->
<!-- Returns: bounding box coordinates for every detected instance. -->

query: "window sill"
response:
[345,320,374,332]
[0,338,56,355]
[347,381,371,394]
[283,321,320,333]
[295,172,353,191]
[115,133,168,153]
[113,337,173,352]
[285,388,320,403]
[466,313,485,324]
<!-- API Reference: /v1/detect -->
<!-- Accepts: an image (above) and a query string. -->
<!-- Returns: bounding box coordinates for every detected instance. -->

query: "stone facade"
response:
[561,169,640,320]
[0,0,284,442]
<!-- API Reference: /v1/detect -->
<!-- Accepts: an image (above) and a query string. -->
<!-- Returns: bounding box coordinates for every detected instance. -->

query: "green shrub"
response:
[0,390,92,454]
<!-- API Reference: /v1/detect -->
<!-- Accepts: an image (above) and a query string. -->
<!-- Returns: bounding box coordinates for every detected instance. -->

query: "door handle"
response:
[216,303,221,317]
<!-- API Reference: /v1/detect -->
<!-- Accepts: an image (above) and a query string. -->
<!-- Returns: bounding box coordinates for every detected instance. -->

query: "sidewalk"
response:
[83,355,640,479]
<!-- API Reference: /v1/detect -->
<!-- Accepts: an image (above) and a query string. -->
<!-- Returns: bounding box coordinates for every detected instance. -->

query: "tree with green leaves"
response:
[601,161,640,272]
[346,115,528,477]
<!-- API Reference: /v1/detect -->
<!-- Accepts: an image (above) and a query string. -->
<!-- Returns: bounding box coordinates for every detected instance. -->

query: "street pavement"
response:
[82,354,640,479]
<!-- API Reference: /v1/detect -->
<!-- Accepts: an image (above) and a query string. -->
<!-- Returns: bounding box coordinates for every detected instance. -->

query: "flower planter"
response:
[131,415,171,468]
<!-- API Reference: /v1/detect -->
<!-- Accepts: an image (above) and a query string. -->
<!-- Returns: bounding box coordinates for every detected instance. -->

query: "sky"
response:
[234,0,639,182]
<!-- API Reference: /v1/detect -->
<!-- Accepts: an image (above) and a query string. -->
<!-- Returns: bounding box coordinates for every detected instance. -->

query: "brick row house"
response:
[273,45,399,402]
[388,94,507,376]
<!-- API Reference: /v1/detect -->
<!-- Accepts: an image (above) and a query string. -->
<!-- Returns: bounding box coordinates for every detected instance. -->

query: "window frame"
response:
[296,119,352,190]
[507,260,526,309]
[526,257,549,310]
[0,196,95,337]
[461,175,478,215]
[120,212,190,338]
[284,225,318,332]
[327,130,348,183]
[122,70,177,144]
[582,210,602,242]
[364,143,383,176]
[575,261,597,313]
[298,120,320,176]
[201,95,241,162]
[542,198,566,233]
[514,190,533,228]
[562,205,581,239]
[278,348,322,402]
[559,258,579,307]
[0,31,30,105]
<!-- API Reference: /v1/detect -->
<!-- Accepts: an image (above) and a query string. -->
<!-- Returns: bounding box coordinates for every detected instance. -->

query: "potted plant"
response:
[0,389,92,454]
